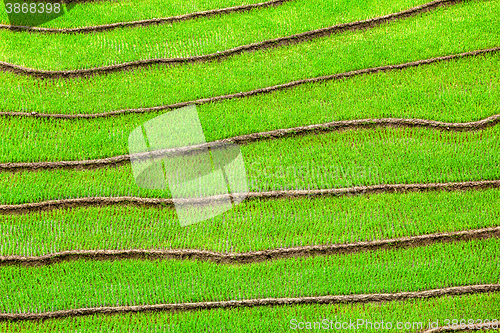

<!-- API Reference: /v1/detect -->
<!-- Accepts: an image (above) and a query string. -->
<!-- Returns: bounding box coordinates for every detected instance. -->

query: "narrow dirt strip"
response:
[1,226,499,266]
[0,0,468,78]
[0,0,294,34]
[1,47,498,119]
[1,114,499,172]
[1,180,499,214]
[0,284,498,321]
[419,322,500,332]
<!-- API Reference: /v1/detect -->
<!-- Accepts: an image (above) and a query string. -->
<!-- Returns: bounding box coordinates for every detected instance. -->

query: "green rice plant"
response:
[1,0,498,327]
[1,188,499,256]
[1,126,499,204]
[0,293,500,333]
[4,292,497,332]
[0,0,439,69]
[1,52,499,163]
[0,239,498,313]
[0,0,497,87]
[0,0,281,28]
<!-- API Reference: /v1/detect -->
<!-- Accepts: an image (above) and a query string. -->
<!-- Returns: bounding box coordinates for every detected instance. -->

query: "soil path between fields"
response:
[1,47,498,119]
[1,226,499,266]
[0,0,469,77]
[0,180,499,214]
[0,0,294,34]
[1,113,499,172]
[0,284,498,321]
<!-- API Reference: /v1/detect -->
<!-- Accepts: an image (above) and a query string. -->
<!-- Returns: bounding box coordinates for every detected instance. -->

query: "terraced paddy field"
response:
[0,0,499,331]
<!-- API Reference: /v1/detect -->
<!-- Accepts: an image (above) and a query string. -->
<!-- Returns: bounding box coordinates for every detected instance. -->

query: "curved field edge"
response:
[0,0,294,33]
[0,0,448,71]
[1,125,499,204]
[2,114,499,170]
[1,180,500,214]
[1,2,498,116]
[0,238,498,314]
[0,284,499,321]
[1,51,499,164]
[0,47,497,119]
[2,188,499,256]
[0,0,293,29]
[0,0,467,76]
[2,226,499,266]
[1,293,498,332]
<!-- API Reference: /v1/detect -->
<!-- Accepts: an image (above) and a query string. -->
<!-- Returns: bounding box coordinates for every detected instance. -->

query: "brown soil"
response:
[1,226,499,267]
[1,47,498,119]
[0,0,467,78]
[0,284,497,321]
[1,114,499,172]
[0,0,294,34]
[0,196,175,215]
[1,180,499,214]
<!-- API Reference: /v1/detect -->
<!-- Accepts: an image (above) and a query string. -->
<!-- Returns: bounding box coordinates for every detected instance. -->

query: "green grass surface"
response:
[1,0,498,326]
[1,126,499,204]
[2,188,499,256]
[0,0,498,116]
[0,1,500,71]
[1,239,499,313]
[0,0,276,28]
[0,0,434,69]
[1,52,498,163]
[2,293,498,332]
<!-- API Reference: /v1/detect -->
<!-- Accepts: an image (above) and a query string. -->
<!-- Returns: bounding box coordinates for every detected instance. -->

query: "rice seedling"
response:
[0,239,498,313]
[0,0,446,68]
[1,0,498,327]
[0,51,498,163]
[0,0,278,28]
[4,292,498,332]
[1,126,499,204]
[0,0,496,72]
[1,188,498,256]
[0,0,497,120]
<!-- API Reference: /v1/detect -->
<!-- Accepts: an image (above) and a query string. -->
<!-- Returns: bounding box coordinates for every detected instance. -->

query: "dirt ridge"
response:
[1,114,499,172]
[1,180,499,214]
[0,284,498,321]
[1,226,499,266]
[1,47,498,119]
[0,0,468,78]
[0,0,294,34]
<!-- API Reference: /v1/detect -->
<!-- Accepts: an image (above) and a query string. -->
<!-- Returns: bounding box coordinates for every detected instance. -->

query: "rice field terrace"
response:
[0,0,499,331]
